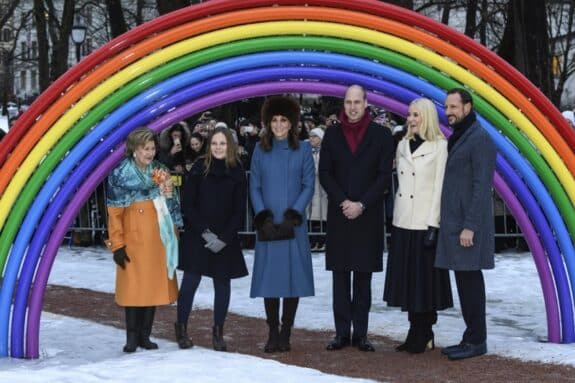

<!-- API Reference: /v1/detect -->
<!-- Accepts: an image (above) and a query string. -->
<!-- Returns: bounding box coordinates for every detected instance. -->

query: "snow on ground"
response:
[0,246,573,381]
[0,313,374,383]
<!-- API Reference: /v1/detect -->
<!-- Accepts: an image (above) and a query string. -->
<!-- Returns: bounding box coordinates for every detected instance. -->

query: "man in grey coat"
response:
[435,88,497,360]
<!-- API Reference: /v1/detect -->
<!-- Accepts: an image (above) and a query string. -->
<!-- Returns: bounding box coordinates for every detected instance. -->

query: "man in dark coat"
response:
[435,88,497,360]
[319,85,394,352]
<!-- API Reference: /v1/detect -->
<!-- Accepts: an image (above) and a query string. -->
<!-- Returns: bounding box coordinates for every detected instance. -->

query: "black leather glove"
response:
[113,247,130,269]
[423,226,439,248]
[253,209,274,230]
[283,208,303,227]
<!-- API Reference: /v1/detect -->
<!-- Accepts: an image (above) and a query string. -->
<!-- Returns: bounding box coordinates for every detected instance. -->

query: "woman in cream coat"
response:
[383,98,453,353]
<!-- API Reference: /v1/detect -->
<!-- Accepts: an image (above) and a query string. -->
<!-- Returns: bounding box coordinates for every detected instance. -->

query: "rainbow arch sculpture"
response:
[0,0,574,359]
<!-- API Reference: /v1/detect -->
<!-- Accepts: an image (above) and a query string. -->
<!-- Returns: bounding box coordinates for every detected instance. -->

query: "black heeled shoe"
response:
[395,328,415,352]
[407,331,434,354]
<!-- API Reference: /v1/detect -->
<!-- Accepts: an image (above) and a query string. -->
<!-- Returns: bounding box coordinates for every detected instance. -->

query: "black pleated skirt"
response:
[384,226,453,312]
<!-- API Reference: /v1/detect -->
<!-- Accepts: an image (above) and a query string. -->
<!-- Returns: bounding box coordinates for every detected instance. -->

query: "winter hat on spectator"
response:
[215,121,228,129]
[309,127,325,140]
[261,96,300,129]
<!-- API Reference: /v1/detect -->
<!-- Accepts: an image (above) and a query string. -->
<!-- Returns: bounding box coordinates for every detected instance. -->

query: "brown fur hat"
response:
[261,96,300,129]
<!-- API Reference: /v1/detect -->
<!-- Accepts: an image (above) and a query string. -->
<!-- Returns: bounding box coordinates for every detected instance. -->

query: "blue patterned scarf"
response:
[107,158,182,278]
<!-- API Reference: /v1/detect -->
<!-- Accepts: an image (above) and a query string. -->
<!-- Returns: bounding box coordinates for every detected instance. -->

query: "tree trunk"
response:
[106,0,128,38]
[465,0,479,38]
[479,0,488,45]
[47,0,74,82]
[156,0,190,16]
[441,2,451,25]
[382,0,413,9]
[498,0,554,102]
[33,0,50,92]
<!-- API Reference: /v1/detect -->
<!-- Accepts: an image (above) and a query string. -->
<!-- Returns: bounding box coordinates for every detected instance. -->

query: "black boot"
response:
[123,307,139,353]
[277,297,298,352]
[174,322,193,349]
[406,312,436,354]
[264,298,280,353]
[278,326,291,352]
[396,312,416,352]
[139,307,159,350]
[212,325,227,352]
[264,325,279,353]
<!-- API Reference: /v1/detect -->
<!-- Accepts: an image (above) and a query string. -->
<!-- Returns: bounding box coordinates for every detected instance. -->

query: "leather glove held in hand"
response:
[253,209,273,230]
[113,247,130,269]
[204,238,227,253]
[423,226,439,248]
[283,208,303,227]
[201,229,218,244]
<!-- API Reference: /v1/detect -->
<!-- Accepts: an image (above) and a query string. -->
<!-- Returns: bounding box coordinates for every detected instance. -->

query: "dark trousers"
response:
[332,271,372,339]
[177,271,231,326]
[454,270,486,344]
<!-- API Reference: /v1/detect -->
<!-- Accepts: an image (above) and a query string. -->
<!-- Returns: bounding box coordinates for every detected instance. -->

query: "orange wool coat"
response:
[106,200,178,307]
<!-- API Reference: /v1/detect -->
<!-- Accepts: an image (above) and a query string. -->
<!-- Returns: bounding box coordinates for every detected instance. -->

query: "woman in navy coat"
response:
[250,96,315,353]
[176,127,248,352]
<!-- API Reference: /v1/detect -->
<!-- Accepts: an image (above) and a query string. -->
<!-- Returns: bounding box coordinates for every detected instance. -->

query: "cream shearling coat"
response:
[392,138,447,230]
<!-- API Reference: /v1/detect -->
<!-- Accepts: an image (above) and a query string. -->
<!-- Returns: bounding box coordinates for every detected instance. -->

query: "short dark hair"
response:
[345,84,367,101]
[447,88,473,107]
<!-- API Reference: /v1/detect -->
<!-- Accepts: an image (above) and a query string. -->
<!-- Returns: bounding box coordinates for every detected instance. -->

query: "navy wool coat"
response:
[249,138,315,298]
[319,122,394,272]
[435,122,497,271]
[178,159,248,279]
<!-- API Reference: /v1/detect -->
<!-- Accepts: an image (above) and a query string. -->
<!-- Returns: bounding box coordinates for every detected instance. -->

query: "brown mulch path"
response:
[44,284,574,383]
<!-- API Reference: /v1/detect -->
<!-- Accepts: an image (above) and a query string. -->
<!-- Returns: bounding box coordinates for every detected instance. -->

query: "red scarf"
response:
[339,109,371,154]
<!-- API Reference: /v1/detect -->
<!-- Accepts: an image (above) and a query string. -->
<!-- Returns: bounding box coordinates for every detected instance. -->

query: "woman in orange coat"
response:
[106,127,183,352]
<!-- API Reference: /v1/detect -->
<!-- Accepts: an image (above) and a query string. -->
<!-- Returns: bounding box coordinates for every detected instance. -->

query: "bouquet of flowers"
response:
[151,167,174,198]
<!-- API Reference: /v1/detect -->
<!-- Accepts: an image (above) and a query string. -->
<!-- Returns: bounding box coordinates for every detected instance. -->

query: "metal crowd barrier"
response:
[66,171,526,251]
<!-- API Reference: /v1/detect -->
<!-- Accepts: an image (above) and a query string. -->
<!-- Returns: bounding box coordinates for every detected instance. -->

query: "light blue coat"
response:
[249,139,315,298]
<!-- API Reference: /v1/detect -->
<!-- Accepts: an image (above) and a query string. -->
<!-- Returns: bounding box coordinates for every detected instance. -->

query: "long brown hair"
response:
[203,127,240,175]
[259,118,300,152]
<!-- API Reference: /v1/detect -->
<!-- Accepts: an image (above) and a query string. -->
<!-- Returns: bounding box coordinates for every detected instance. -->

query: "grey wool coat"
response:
[434,121,497,271]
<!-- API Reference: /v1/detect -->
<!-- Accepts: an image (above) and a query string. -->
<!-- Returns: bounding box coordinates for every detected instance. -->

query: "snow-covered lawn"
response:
[0,246,573,382]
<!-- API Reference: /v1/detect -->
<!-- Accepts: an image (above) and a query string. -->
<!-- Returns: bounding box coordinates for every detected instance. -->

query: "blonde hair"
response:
[125,126,156,158]
[404,98,445,141]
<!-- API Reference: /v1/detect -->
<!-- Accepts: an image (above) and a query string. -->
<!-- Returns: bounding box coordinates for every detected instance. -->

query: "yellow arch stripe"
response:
[0,20,572,228]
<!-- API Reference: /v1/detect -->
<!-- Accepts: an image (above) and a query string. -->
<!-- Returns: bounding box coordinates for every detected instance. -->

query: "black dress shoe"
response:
[441,342,464,355]
[326,336,351,351]
[354,336,375,352]
[447,342,487,360]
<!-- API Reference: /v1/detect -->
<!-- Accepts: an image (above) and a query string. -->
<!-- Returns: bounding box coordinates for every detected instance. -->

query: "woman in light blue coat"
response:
[250,96,315,353]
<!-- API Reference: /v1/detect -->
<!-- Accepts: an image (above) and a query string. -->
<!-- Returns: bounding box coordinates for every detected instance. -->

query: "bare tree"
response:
[465,0,479,37]
[383,0,414,8]
[33,0,50,92]
[548,0,575,107]
[156,0,190,16]
[499,0,555,103]
[105,0,128,38]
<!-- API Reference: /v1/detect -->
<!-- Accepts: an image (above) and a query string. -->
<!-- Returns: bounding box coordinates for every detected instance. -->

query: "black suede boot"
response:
[396,312,416,352]
[212,325,227,352]
[123,307,139,353]
[139,306,159,350]
[278,297,298,352]
[264,298,280,353]
[406,312,436,354]
[174,322,193,349]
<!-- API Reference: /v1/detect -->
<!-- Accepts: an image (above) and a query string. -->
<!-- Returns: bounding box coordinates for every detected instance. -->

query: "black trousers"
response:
[454,270,486,344]
[332,271,372,339]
